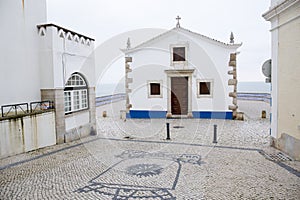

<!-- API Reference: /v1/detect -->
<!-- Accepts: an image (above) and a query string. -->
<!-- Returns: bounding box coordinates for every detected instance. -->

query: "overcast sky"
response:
[47,0,271,82]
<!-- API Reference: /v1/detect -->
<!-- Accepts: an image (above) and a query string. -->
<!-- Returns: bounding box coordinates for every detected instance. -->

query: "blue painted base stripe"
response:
[126,110,167,119]
[192,111,232,119]
[126,110,233,119]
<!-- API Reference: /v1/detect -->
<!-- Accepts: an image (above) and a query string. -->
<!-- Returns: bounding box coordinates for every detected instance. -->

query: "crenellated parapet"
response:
[37,23,94,47]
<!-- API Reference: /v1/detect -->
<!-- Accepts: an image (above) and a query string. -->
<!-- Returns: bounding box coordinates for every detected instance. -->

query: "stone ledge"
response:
[271,133,300,161]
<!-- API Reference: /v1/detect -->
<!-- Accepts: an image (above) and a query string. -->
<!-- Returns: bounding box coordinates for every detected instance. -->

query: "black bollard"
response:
[213,124,217,143]
[166,123,170,140]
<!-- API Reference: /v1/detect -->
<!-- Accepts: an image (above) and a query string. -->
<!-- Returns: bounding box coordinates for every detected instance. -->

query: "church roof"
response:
[122,26,242,53]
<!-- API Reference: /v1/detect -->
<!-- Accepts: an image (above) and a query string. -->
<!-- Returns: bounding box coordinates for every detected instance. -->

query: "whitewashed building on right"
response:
[263,0,300,160]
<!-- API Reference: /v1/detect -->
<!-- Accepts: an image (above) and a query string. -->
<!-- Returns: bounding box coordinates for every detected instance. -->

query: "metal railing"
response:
[237,93,271,103]
[1,103,29,117]
[30,100,54,113]
[96,93,126,106]
[1,100,54,118]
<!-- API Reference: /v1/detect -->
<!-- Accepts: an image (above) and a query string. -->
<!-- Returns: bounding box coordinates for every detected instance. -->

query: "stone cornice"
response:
[263,0,299,21]
[164,69,195,75]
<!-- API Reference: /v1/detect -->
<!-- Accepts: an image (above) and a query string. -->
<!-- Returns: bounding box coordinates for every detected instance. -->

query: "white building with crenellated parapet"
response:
[0,0,96,158]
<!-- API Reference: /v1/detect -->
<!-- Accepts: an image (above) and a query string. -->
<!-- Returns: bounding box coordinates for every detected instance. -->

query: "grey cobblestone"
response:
[0,100,299,199]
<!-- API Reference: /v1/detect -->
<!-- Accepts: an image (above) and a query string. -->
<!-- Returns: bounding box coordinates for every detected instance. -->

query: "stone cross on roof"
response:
[176,16,181,28]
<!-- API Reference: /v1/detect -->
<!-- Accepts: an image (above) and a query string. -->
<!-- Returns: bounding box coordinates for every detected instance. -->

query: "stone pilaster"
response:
[125,57,133,114]
[88,87,97,135]
[41,89,65,144]
[228,53,238,119]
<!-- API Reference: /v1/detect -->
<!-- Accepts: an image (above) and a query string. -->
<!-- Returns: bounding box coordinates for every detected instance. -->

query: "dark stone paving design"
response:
[173,126,184,129]
[76,150,202,199]
[126,164,163,177]
[1,136,299,179]
[78,183,175,200]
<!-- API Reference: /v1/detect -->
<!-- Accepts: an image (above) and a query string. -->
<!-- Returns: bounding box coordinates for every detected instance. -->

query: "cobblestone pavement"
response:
[1,100,300,199]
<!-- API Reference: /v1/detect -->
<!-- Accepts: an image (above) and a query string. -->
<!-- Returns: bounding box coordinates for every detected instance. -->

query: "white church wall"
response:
[189,36,237,111]
[0,0,47,106]
[126,38,173,113]
[0,111,56,159]
[129,63,168,111]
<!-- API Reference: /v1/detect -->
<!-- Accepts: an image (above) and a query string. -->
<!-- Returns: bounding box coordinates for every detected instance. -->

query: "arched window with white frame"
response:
[64,73,88,114]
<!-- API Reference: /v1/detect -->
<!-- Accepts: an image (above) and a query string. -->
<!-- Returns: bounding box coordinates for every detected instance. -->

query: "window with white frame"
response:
[173,47,186,61]
[197,79,213,98]
[148,81,163,98]
[170,43,188,66]
[64,73,89,114]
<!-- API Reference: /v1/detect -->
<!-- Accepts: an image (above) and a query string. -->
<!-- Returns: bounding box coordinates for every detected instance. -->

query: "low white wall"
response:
[65,111,90,131]
[0,111,56,158]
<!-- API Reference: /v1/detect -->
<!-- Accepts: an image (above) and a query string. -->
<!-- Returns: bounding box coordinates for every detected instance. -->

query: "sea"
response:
[237,82,271,93]
[96,83,125,97]
[96,81,271,97]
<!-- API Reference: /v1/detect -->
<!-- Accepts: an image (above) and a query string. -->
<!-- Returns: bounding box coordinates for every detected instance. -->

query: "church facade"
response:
[122,19,241,119]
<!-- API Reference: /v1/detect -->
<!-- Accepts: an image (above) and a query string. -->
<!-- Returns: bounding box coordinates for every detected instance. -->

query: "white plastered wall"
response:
[0,0,47,106]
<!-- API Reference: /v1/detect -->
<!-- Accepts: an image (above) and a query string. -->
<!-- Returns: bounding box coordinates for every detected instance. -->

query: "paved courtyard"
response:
[1,100,300,199]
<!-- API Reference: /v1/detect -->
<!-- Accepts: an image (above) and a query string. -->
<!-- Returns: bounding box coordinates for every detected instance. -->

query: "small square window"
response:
[197,80,213,98]
[148,81,163,98]
[199,82,210,95]
[150,83,160,95]
[173,47,185,61]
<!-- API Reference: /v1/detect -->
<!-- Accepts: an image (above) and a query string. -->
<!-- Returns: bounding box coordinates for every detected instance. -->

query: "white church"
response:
[123,17,241,119]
